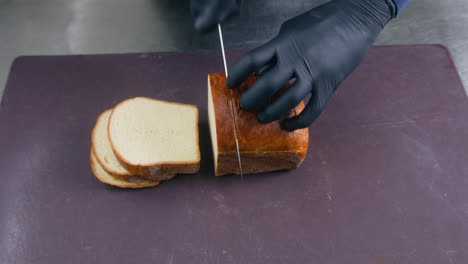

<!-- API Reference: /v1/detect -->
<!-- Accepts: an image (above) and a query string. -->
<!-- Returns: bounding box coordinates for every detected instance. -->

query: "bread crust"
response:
[208,73,309,176]
[91,109,132,177]
[90,149,160,188]
[108,97,201,179]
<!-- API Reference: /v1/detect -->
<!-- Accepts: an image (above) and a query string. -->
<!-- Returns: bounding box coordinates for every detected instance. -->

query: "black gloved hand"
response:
[227,0,394,131]
[190,0,242,32]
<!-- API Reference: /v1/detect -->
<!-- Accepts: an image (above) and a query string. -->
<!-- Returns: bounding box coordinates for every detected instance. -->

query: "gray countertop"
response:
[1,0,467,99]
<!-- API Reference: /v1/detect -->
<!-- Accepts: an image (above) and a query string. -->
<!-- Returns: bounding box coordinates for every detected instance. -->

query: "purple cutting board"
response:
[1,45,468,263]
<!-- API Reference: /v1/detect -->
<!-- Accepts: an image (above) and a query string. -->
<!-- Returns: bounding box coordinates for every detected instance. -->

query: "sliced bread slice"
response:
[90,150,160,188]
[91,110,131,177]
[108,97,200,177]
[92,109,177,182]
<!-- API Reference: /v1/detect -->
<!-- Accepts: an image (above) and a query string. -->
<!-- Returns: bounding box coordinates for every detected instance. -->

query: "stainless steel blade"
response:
[217,24,243,178]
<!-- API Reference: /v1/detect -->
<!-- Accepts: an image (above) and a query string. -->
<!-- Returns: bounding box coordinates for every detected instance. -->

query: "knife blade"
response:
[217,24,244,178]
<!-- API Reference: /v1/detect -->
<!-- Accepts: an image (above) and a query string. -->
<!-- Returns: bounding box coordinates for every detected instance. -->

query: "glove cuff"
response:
[344,0,393,28]
[385,0,398,18]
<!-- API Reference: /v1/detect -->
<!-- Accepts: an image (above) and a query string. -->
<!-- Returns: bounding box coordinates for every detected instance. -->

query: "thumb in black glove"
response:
[190,0,241,32]
[227,0,394,131]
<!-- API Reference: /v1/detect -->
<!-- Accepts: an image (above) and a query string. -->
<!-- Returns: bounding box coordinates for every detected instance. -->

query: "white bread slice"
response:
[90,150,160,188]
[91,110,131,177]
[108,97,200,177]
[92,109,177,182]
[207,77,220,173]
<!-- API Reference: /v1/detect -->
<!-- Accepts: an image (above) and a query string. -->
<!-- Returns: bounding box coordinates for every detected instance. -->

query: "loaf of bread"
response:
[108,97,200,180]
[208,73,309,176]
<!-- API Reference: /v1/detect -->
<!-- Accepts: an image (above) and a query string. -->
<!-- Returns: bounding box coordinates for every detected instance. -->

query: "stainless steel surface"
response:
[1,0,467,99]
[218,23,244,178]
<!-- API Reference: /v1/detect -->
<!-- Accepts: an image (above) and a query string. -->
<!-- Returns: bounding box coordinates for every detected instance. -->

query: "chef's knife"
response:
[217,24,244,177]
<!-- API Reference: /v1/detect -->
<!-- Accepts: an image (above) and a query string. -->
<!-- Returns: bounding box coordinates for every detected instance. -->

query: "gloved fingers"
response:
[219,5,240,22]
[240,65,293,111]
[257,78,312,123]
[227,42,276,89]
[191,0,240,33]
[256,62,275,76]
[282,84,328,131]
[190,0,202,17]
[193,5,219,33]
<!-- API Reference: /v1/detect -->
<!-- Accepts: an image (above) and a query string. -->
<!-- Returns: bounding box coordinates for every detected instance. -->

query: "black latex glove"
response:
[227,0,394,131]
[190,0,241,32]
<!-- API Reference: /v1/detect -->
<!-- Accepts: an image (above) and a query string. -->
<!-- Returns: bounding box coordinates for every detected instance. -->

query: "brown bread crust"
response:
[91,109,132,177]
[90,149,160,188]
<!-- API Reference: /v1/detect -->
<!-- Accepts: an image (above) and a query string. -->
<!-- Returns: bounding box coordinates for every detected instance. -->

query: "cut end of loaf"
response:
[208,77,220,175]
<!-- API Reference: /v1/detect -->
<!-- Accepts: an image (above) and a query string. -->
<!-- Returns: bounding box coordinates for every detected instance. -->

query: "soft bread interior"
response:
[92,110,131,176]
[109,97,199,166]
[207,77,219,173]
[90,151,159,188]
